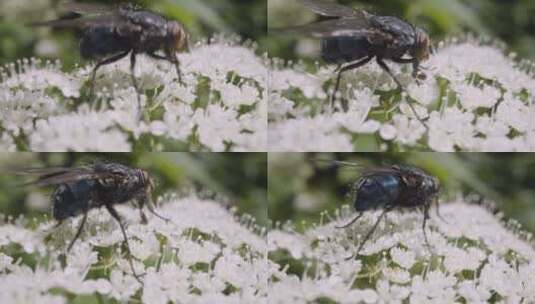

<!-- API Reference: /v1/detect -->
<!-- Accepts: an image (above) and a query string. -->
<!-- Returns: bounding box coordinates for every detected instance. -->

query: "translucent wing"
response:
[311,159,362,168]
[286,18,373,38]
[300,0,361,17]
[61,2,113,14]
[19,166,112,187]
[359,166,403,178]
[29,2,124,29]
[29,14,121,28]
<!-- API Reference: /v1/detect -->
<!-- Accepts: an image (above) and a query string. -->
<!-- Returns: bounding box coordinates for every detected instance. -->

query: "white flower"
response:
[390,247,416,269]
[268,115,354,152]
[495,94,531,132]
[0,195,267,303]
[268,199,535,303]
[1,37,267,151]
[269,39,535,151]
[390,114,426,146]
[408,82,439,106]
[28,110,131,152]
[428,108,476,151]
[379,124,397,141]
[376,279,410,304]
[66,242,99,273]
[455,83,500,110]
[108,269,141,301]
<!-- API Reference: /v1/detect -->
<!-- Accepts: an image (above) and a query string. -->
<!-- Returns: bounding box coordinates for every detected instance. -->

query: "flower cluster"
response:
[0,36,267,151]
[268,199,535,303]
[0,194,267,303]
[269,38,535,152]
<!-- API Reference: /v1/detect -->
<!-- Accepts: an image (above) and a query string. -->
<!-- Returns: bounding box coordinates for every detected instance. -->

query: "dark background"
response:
[0,0,267,68]
[0,153,268,227]
[268,153,535,234]
[268,0,535,61]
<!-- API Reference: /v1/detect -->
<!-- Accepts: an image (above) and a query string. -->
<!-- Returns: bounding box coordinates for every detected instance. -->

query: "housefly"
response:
[315,159,441,259]
[20,162,169,282]
[290,0,433,126]
[30,2,189,118]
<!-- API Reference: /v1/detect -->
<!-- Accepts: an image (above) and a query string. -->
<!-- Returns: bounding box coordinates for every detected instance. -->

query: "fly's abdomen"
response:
[321,37,371,64]
[354,174,401,211]
[52,180,95,221]
[80,27,131,59]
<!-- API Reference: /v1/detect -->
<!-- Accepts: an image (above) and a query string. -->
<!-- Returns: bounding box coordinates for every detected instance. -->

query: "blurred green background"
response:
[0,0,267,68]
[268,0,535,61]
[268,153,535,234]
[0,153,268,227]
[4,0,535,67]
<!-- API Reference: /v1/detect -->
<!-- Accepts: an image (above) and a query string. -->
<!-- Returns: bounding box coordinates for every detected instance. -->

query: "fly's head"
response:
[421,173,440,198]
[167,21,189,55]
[411,27,432,62]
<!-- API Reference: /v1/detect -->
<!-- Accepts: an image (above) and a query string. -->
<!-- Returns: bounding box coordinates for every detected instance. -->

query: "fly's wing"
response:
[19,166,113,187]
[299,0,360,17]
[29,15,120,28]
[286,18,373,39]
[359,166,403,178]
[61,2,113,14]
[311,158,362,167]
[29,2,125,29]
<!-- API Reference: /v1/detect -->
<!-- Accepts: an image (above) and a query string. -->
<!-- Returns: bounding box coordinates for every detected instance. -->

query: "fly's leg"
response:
[376,57,404,89]
[336,212,363,229]
[146,198,170,222]
[330,56,374,109]
[422,204,434,254]
[173,58,182,85]
[54,219,64,228]
[391,57,422,79]
[66,212,87,252]
[346,209,389,260]
[434,196,447,223]
[376,58,429,130]
[129,52,143,121]
[137,196,170,223]
[136,200,148,224]
[148,52,183,85]
[88,51,129,104]
[105,204,144,283]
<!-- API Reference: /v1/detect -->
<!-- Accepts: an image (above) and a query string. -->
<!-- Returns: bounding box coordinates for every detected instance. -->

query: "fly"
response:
[30,2,189,119]
[289,0,434,127]
[20,162,169,282]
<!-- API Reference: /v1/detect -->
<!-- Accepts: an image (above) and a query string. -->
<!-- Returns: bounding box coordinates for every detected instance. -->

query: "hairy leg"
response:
[105,204,143,283]
[88,51,130,102]
[330,56,374,108]
[66,211,88,252]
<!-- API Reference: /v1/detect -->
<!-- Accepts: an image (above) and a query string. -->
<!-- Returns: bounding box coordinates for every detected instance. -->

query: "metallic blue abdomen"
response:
[53,180,96,220]
[354,174,401,211]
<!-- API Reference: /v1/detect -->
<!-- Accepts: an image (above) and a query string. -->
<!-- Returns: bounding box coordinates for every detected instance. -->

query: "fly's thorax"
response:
[167,21,188,54]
